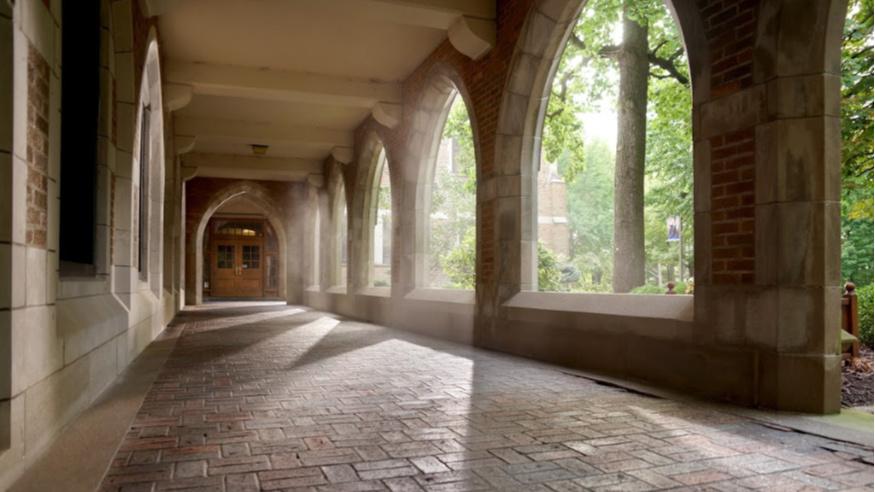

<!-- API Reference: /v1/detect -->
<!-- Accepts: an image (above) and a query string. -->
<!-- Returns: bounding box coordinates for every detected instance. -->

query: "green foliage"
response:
[842,188,874,285]
[630,284,664,294]
[840,0,874,288]
[566,137,614,290]
[841,0,874,220]
[630,281,686,294]
[442,96,477,193]
[537,242,564,292]
[858,284,873,348]
[441,227,476,289]
[429,95,477,288]
[542,0,694,293]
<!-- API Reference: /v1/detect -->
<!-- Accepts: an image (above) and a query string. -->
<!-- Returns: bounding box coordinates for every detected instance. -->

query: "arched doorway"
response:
[202,196,282,299]
[188,181,288,304]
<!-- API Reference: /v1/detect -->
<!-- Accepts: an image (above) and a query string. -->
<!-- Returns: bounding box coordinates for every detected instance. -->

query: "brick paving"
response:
[100,303,874,491]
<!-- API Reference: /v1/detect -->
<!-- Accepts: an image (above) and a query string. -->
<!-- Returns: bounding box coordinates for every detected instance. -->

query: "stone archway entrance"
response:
[186,180,289,305]
[203,196,282,298]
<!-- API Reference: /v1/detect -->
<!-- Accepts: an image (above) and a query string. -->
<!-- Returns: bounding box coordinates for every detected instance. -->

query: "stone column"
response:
[749,0,845,412]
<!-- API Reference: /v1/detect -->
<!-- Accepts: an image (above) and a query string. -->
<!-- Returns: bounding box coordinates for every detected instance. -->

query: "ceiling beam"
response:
[166,61,403,108]
[181,152,323,182]
[322,0,496,59]
[175,116,354,148]
[143,0,494,23]
[323,0,494,29]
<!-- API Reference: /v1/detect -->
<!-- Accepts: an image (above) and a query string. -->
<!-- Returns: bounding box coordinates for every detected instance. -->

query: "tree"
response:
[841,0,874,286]
[441,227,476,289]
[430,94,477,288]
[538,242,564,291]
[611,5,649,293]
[544,0,692,292]
[566,137,614,290]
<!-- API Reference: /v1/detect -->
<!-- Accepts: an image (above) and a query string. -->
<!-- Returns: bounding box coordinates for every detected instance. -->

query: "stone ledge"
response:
[357,286,391,298]
[504,291,694,321]
[404,288,474,305]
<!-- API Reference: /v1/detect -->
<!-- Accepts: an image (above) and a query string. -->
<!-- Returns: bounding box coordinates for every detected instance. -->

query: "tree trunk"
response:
[612,9,648,293]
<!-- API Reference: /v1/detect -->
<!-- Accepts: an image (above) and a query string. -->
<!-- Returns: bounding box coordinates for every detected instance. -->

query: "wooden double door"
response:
[211,238,264,298]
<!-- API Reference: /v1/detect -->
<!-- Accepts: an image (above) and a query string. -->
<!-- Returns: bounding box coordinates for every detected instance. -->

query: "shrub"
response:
[630,284,664,294]
[857,284,873,348]
[537,243,563,292]
[629,282,687,295]
[441,230,476,289]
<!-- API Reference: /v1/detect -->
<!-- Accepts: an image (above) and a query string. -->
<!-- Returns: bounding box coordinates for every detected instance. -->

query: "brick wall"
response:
[710,129,755,284]
[185,178,294,232]
[698,0,759,285]
[700,0,757,98]
[25,45,50,248]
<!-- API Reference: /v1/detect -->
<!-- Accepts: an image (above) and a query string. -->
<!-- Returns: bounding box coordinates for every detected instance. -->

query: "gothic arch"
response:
[351,131,393,289]
[494,0,708,293]
[408,64,482,289]
[121,27,165,299]
[324,160,349,288]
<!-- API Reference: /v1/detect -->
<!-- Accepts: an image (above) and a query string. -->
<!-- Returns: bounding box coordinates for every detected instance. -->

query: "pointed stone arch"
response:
[115,26,166,303]
[323,160,349,289]
[351,131,393,290]
[405,64,481,290]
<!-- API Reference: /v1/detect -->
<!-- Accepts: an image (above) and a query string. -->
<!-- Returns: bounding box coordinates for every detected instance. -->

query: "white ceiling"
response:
[157,0,495,166]
[159,0,447,81]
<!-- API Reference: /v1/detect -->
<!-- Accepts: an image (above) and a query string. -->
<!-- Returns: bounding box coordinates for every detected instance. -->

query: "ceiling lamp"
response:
[251,144,269,156]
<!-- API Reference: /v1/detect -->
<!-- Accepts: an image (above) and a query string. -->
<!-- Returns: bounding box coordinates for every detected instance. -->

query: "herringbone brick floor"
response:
[100,304,874,491]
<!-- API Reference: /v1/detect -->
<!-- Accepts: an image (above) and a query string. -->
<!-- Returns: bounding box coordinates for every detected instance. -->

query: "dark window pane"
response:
[59,2,101,266]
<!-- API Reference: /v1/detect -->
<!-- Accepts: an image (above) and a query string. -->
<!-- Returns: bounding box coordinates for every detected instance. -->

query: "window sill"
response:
[325,285,347,295]
[358,286,391,298]
[59,261,97,279]
[58,274,111,300]
[405,288,474,305]
[504,291,693,322]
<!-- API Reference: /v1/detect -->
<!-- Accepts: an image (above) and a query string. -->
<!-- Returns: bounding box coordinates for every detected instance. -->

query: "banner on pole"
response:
[667,216,681,242]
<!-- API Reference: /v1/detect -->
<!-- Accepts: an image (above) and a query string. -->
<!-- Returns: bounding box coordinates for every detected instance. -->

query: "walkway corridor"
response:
[100,304,873,491]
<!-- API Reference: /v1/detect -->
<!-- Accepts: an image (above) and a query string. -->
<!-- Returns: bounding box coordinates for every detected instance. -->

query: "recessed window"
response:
[216,221,263,237]
[137,105,151,280]
[535,1,693,294]
[59,1,101,271]
[428,91,476,289]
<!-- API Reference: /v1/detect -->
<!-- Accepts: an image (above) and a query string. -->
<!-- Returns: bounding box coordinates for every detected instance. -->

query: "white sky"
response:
[580,111,617,146]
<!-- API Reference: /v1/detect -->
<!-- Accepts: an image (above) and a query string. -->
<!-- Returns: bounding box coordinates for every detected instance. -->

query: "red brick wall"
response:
[710,129,755,284]
[26,45,50,249]
[700,0,757,98]
[699,0,759,284]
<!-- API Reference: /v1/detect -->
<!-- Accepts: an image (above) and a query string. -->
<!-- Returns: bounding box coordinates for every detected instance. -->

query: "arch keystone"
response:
[448,16,495,61]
